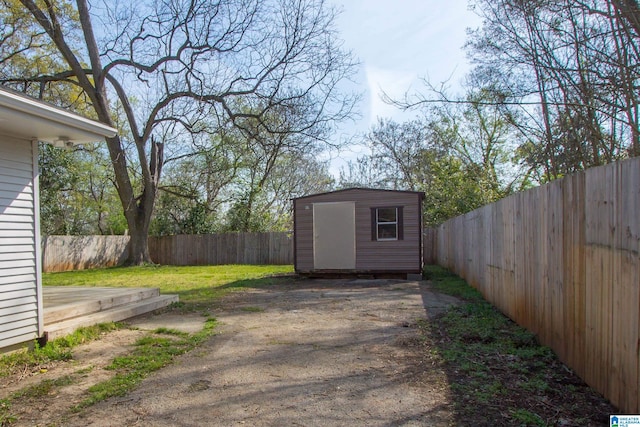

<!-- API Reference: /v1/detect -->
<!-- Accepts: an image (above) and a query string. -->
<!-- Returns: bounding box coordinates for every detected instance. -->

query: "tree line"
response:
[346,0,639,224]
[1,0,355,263]
[1,0,638,263]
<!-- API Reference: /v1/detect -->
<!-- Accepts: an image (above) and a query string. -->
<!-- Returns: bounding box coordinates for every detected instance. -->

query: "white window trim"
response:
[376,207,398,241]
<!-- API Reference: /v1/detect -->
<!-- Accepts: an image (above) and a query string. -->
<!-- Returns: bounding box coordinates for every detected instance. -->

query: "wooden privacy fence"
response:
[427,156,640,413]
[148,232,293,265]
[42,232,293,272]
[42,235,130,272]
[422,227,437,265]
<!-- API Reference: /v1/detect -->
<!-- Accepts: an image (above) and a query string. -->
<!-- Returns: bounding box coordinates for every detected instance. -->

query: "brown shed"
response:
[293,188,425,277]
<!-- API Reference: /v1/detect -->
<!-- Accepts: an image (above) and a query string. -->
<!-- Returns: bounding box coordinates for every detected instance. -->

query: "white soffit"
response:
[0,87,117,146]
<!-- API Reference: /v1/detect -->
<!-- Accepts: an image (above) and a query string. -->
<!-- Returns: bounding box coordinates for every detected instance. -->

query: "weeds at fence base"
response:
[420,265,615,426]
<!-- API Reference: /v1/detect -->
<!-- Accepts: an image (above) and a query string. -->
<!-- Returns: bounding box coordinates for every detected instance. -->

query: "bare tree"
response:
[393,0,639,181]
[338,114,512,226]
[465,0,640,178]
[1,0,356,263]
[611,0,640,38]
[360,118,437,191]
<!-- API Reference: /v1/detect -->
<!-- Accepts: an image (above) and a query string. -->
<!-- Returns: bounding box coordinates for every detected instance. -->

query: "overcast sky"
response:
[325,0,482,171]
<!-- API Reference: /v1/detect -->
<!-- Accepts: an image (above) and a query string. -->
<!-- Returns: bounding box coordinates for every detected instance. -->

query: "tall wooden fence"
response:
[42,232,293,272]
[422,228,437,265]
[42,235,130,272]
[426,156,640,413]
[148,232,293,265]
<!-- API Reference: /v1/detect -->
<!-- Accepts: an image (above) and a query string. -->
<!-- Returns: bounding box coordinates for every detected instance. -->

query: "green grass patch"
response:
[0,323,123,425]
[0,397,16,425]
[418,265,601,425]
[423,265,483,300]
[76,365,94,375]
[0,376,76,424]
[43,264,293,294]
[240,306,264,312]
[152,327,189,337]
[0,322,123,378]
[12,376,74,399]
[76,317,217,409]
[43,264,294,306]
[509,408,545,426]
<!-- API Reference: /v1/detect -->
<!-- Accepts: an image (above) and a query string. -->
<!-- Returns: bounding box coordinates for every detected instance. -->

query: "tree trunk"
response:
[103,134,158,265]
[122,188,156,265]
[127,223,152,265]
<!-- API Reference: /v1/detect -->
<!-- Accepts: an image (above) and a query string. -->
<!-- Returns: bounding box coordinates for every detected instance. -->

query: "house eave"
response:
[0,87,117,146]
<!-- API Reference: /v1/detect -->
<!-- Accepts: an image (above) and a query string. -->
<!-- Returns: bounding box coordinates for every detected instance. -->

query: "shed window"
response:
[371,207,403,241]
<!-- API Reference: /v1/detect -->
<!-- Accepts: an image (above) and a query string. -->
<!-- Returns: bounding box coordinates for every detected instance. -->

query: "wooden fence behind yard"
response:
[422,228,437,265]
[426,156,640,413]
[148,232,293,265]
[42,232,293,272]
[42,235,130,272]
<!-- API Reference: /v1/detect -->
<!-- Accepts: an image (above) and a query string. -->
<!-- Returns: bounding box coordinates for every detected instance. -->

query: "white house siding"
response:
[0,135,40,349]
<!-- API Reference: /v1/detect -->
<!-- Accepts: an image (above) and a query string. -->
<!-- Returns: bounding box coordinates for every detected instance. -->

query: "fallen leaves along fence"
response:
[425,156,640,413]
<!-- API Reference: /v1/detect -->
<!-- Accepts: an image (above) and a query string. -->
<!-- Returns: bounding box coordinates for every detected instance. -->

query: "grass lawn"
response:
[43,264,294,306]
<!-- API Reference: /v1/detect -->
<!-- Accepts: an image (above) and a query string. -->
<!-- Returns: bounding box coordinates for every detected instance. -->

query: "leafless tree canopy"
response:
[392,0,640,182]
[0,0,357,262]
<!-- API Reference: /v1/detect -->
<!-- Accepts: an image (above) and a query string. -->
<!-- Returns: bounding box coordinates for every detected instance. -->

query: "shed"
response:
[293,188,425,277]
[0,87,116,352]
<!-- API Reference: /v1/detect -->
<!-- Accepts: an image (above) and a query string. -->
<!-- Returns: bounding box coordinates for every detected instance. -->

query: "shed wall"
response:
[295,189,422,273]
[0,135,39,349]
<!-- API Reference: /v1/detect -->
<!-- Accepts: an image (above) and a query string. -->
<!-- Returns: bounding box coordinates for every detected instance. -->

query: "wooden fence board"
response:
[42,235,129,272]
[562,172,586,378]
[548,180,564,358]
[43,232,293,272]
[146,232,294,266]
[513,192,525,323]
[427,157,640,413]
[524,188,538,335]
[504,197,516,321]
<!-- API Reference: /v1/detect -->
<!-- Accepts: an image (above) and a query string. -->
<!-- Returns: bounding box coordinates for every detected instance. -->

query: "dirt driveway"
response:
[65,279,461,426]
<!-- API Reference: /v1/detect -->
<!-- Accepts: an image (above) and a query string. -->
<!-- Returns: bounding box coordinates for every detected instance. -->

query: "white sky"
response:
[325,0,482,174]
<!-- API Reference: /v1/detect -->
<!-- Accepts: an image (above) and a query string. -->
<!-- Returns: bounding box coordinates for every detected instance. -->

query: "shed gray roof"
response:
[293,187,425,201]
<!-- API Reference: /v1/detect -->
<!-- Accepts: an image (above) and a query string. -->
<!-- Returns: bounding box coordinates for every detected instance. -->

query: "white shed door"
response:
[313,202,355,269]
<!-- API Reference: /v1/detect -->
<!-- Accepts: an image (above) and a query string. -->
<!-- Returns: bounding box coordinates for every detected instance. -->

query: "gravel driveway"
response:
[68,279,461,426]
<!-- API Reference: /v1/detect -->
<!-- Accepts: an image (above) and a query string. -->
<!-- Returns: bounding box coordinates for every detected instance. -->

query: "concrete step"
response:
[44,294,179,340]
[44,287,160,324]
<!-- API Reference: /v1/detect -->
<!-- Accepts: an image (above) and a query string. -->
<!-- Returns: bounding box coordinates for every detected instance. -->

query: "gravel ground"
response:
[65,279,461,427]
